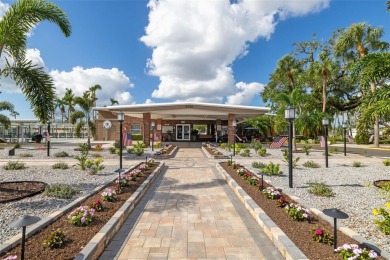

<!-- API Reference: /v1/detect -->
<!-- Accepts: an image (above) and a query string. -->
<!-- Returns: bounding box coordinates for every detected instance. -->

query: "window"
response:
[130,124,141,135]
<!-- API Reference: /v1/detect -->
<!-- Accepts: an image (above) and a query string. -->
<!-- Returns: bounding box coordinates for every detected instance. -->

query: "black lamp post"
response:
[323,208,349,249]
[117,112,124,170]
[47,121,51,157]
[322,117,329,168]
[285,106,296,188]
[230,154,233,165]
[342,123,347,156]
[232,120,237,156]
[9,215,41,260]
[151,121,155,152]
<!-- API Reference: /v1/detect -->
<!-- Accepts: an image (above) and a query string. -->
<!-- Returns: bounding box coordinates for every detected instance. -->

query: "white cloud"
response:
[141,0,329,104]
[0,2,9,17]
[50,67,135,106]
[26,48,45,68]
[225,82,264,105]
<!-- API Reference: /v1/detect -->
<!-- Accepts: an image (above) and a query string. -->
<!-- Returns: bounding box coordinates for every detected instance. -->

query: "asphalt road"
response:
[301,144,390,158]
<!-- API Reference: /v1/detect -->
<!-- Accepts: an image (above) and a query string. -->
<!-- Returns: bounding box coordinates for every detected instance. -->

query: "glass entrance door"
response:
[176,124,190,141]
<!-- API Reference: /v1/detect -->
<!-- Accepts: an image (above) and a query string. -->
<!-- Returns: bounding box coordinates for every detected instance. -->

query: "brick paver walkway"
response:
[100,148,282,259]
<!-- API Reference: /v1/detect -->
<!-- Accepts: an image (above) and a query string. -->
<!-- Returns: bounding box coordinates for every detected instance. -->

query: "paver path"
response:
[100,148,283,259]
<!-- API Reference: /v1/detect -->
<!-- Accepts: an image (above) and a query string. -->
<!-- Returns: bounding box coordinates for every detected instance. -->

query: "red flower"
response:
[315,229,323,235]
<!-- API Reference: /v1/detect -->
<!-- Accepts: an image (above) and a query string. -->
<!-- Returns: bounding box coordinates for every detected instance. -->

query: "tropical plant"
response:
[303,160,320,168]
[85,157,104,174]
[302,144,312,155]
[311,228,334,245]
[109,98,119,105]
[383,159,390,166]
[43,228,68,248]
[0,101,17,129]
[0,0,71,122]
[240,148,251,157]
[372,202,390,235]
[250,139,262,152]
[353,161,363,167]
[67,206,95,227]
[257,147,267,157]
[334,244,378,259]
[251,161,267,169]
[54,151,69,157]
[74,142,89,170]
[262,162,283,175]
[282,149,300,168]
[52,162,69,169]
[44,184,79,199]
[3,161,26,170]
[307,182,334,197]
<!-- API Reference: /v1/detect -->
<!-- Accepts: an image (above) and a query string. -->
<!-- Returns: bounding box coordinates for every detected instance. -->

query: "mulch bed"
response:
[0,163,160,260]
[220,162,383,260]
[0,181,47,203]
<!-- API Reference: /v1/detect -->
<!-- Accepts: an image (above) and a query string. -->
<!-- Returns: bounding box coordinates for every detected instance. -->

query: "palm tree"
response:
[10,110,19,119]
[54,97,67,123]
[334,22,389,147]
[110,98,119,106]
[0,101,15,129]
[87,84,102,121]
[387,0,390,11]
[0,0,71,123]
[63,88,75,123]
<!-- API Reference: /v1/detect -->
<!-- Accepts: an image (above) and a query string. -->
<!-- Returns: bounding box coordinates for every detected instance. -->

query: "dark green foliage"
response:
[43,228,68,248]
[44,184,79,199]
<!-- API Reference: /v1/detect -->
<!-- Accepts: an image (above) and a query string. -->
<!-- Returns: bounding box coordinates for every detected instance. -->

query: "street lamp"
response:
[285,106,296,188]
[232,120,237,156]
[322,117,329,168]
[47,121,51,157]
[9,215,41,260]
[342,123,347,156]
[117,112,124,170]
[151,121,155,152]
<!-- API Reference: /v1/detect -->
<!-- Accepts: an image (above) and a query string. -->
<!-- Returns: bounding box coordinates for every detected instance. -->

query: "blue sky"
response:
[0,0,389,120]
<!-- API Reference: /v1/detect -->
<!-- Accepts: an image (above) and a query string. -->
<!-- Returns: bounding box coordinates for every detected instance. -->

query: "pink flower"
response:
[81,217,85,223]
[315,229,323,235]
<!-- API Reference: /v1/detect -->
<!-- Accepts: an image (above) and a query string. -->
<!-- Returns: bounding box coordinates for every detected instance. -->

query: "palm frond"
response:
[0,114,11,129]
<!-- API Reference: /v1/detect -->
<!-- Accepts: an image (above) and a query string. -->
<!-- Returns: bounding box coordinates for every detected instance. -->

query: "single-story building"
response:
[93,102,270,145]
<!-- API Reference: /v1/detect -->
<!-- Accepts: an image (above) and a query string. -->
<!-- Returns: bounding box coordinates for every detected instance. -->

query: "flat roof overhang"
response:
[94,102,270,121]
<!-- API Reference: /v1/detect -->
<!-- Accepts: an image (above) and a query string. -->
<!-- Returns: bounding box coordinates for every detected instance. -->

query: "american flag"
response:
[123,133,132,146]
[320,136,325,148]
[269,136,288,148]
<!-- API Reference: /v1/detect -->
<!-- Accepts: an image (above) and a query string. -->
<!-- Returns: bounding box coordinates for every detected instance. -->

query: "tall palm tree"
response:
[54,97,66,123]
[63,88,75,123]
[0,0,71,123]
[87,84,102,121]
[334,22,389,147]
[387,0,390,11]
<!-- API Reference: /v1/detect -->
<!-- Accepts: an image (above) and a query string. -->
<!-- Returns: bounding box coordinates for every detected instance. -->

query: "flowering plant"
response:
[90,199,104,212]
[68,206,95,226]
[263,187,281,199]
[284,203,310,221]
[247,177,258,186]
[257,182,264,190]
[243,172,253,180]
[311,227,333,245]
[127,173,137,181]
[334,244,378,259]
[101,188,116,202]
[372,202,390,235]
[133,168,142,177]
[236,168,246,176]
[116,173,130,186]
[3,256,17,260]
[146,158,155,166]
[276,196,288,208]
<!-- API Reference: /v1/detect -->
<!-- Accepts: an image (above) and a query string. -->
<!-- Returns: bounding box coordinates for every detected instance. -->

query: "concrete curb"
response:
[201,145,229,159]
[74,162,165,260]
[154,145,178,159]
[216,163,308,260]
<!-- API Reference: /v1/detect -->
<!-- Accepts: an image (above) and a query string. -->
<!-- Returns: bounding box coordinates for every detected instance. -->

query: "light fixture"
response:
[284,106,296,120]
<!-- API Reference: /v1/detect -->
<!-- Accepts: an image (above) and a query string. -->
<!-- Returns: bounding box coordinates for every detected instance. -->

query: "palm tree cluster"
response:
[259,22,389,147]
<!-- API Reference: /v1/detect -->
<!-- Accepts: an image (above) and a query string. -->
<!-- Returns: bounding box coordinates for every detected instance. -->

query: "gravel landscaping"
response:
[217,145,390,253]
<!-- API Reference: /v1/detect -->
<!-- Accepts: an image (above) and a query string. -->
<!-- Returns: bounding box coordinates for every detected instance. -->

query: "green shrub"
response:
[108,147,116,154]
[330,147,341,154]
[302,144,312,155]
[54,151,69,157]
[250,139,262,152]
[44,184,79,199]
[220,143,227,149]
[43,228,68,248]
[262,162,283,175]
[355,129,370,144]
[132,134,143,141]
[382,159,390,166]
[90,153,102,158]
[154,142,162,149]
[240,148,251,157]
[13,143,21,149]
[132,142,145,156]
[19,152,33,157]
[52,162,69,169]
[3,161,26,170]
[252,161,267,169]
[352,161,362,167]
[307,182,334,197]
[85,158,105,174]
[303,160,320,168]
[257,147,267,157]
[282,149,300,168]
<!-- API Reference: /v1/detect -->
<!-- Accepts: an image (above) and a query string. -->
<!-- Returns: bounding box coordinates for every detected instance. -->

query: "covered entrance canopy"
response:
[94,102,270,144]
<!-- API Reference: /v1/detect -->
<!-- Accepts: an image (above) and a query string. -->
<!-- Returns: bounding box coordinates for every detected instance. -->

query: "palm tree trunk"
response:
[370,83,380,147]
[292,121,297,151]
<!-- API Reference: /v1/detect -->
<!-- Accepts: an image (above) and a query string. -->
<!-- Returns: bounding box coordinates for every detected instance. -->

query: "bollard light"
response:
[323,208,349,249]
[285,106,296,188]
[151,121,155,152]
[258,171,265,190]
[47,121,51,157]
[9,215,41,260]
[322,117,329,168]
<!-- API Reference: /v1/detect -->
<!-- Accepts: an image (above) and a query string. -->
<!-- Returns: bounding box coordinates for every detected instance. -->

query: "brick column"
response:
[156,118,162,141]
[228,114,235,144]
[143,113,151,146]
